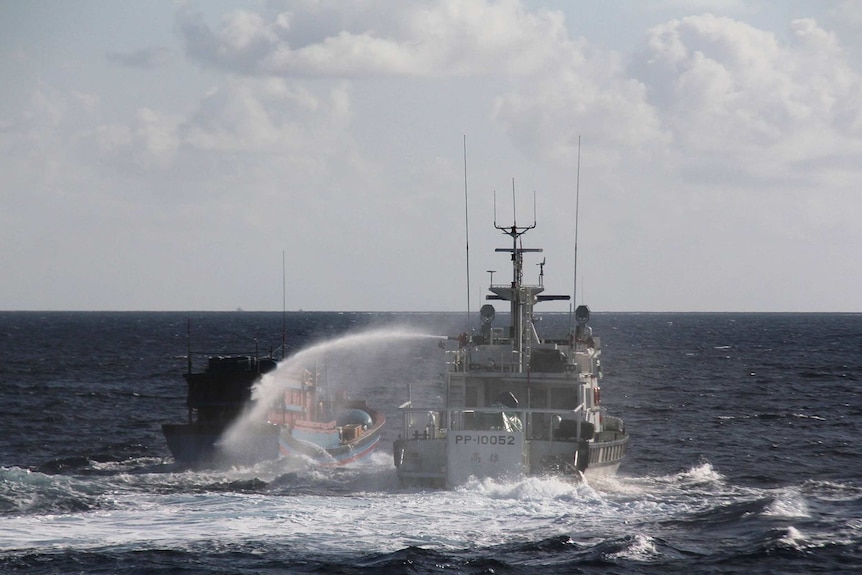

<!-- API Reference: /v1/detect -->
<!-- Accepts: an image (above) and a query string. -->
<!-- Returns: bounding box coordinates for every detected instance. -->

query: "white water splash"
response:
[607,533,661,561]
[764,487,811,518]
[778,526,807,549]
[669,461,725,484]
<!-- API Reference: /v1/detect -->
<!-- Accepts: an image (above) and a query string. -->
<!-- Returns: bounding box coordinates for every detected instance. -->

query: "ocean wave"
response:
[0,467,104,517]
[799,479,862,500]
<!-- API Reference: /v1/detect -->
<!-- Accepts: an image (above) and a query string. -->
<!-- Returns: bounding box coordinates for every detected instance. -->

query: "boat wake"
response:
[2,459,859,574]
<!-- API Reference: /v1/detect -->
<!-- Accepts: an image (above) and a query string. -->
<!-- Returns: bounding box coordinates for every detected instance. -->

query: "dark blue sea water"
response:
[1,311,860,574]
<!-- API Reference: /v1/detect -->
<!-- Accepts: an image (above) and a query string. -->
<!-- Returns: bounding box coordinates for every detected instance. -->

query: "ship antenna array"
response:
[494,181,537,292]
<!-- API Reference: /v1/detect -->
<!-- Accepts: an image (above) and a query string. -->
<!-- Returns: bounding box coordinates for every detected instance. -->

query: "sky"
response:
[2,0,861,313]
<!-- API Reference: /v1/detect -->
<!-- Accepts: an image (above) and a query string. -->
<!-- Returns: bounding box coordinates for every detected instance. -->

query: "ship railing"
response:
[446,348,523,373]
[185,339,283,374]
[188,348,270,358]
[489,281,542,291]
[398,405,591,442]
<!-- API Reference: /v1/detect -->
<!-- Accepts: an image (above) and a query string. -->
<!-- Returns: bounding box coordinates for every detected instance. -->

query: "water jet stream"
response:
[219,327,445,459]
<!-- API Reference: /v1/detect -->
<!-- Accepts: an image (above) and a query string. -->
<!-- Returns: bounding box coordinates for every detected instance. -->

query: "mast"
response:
[491,183,537,372]
[488,185,571,371]
[187,317,192,375]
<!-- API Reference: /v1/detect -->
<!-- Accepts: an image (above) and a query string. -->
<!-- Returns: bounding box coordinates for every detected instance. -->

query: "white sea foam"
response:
[0,467,643,553]
[763,487,810,518]
[0,461,842,561]
[778,526,807,549]
[462,474,599,503]
[669,461,725,484]
[606,533,661,561]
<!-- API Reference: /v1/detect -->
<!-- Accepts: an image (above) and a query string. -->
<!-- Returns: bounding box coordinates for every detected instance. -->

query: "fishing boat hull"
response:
[162,352,281,466]
[162,422,280,466]
[163,410,385,468]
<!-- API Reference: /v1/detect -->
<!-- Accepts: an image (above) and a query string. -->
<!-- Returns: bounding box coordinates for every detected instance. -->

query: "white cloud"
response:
[492,42,668,167]
[178,0,571,78]
[2,1,862,311]
[643,0,754,13]
[629,14,862,182]
[177,1,669,169]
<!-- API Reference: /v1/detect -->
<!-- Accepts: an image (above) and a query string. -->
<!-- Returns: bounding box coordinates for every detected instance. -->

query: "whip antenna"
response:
[512,178,517,227]
[463,135,471,321]
[571,136,581,332]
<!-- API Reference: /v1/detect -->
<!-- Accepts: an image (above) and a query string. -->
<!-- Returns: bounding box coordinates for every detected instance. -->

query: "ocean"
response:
[1,311,860,574]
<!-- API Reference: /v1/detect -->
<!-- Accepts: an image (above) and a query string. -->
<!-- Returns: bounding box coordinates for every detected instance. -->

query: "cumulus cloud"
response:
[174,2,862,183]
[491,42,668,166]
[644,0,754,14]
[628,14,862,184]
[182,78,348,152]
[174,0,663,169]
[14,4,862,201]
[177,0,571,77]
